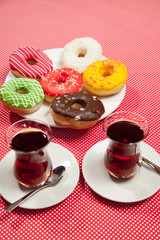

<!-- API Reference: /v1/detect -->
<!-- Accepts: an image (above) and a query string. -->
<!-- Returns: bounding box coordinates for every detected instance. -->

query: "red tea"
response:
[107,120,144,144]
[12,130,52,188]
[105,121,144,178]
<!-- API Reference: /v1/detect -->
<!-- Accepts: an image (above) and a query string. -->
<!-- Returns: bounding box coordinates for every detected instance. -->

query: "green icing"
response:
[0,78,44,108]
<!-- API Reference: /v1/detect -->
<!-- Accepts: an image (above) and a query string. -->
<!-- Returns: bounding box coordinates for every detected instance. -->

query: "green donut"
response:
[0,78,44,108]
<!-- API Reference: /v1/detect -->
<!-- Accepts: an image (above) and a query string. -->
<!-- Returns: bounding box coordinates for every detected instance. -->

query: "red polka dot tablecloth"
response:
[0,0,160,239]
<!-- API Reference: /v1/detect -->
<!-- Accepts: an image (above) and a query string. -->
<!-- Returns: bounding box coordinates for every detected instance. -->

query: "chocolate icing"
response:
[51,91,105,121]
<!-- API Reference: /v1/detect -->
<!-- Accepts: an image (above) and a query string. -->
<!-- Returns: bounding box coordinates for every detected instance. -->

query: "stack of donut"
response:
[0,46,52,115]
[61,37,127,96]
[0,37,128,129]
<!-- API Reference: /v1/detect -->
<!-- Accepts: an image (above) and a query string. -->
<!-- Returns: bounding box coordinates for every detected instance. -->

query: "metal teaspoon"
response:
[142,157,160,174]
[4,165,65,212]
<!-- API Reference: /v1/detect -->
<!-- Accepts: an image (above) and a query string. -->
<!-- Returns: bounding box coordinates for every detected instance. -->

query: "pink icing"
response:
[9,46,53,79]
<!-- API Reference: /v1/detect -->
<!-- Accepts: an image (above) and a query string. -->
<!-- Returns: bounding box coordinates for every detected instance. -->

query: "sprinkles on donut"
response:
[50,91,105,129]
[40,68,83,104]
[83,59,128,96]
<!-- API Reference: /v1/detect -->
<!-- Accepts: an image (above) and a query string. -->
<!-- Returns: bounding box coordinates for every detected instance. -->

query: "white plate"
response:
[5,48,126,127]
[82,139,160,203]
[0,142,80,209]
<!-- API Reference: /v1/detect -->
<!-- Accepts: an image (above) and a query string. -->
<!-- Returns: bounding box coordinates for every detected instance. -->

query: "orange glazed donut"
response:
[40,68,83,103]
[83,59,128,96]
[9,46,53,80]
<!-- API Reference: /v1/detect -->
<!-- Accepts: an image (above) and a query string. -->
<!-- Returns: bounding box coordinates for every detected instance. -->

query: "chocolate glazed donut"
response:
[50,91,105,129]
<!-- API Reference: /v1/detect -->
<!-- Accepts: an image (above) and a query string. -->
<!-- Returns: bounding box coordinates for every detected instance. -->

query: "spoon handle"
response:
[4,184,47,212]
[142,157,160,174]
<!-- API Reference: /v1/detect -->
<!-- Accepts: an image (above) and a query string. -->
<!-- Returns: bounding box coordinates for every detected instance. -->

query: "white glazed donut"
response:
[61,37,102,74]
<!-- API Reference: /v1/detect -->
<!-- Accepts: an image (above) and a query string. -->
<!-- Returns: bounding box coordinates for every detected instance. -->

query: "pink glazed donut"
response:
[9,46,53,80]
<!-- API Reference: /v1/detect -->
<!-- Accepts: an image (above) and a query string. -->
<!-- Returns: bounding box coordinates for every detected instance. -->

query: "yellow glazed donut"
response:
[83,59,128,96]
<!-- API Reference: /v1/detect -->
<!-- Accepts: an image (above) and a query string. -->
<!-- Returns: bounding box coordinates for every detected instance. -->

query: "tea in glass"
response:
[5,119,53,188]
[103,111,149,179]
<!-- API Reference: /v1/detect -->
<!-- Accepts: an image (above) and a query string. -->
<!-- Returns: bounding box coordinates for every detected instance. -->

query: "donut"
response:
[49,91,105,129]
[61,37,102,74]
[83,59,128,96]
[40,68,83,104]
[9,46,53,80]
[0,78,44,114]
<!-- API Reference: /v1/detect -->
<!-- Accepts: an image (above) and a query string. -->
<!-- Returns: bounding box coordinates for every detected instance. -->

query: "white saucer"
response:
[82,139,160,203]
[0,143,80,209]
[5,48,126,127]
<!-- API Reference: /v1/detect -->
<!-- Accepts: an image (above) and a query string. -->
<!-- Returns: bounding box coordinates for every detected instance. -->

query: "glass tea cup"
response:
[103,111,149,179]
[5,119,53,188]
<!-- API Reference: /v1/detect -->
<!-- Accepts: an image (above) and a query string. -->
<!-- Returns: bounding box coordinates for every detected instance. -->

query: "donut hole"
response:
[100,64,114,77]
[57,72,69,83]
[26,59,37,65]
[77,48,87,58]
[71,100,86,110]
[16,88,28,94]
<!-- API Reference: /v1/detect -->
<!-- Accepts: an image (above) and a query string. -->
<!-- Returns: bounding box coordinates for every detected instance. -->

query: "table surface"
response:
[0,0,160,239]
